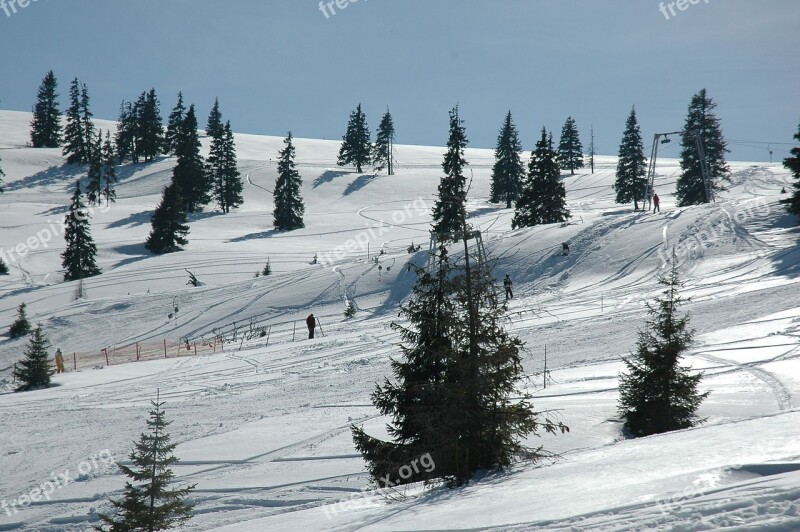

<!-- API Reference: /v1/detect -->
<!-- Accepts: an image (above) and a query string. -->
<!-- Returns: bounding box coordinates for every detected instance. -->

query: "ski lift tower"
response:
[644,131,681,211]
[427,228,488,272]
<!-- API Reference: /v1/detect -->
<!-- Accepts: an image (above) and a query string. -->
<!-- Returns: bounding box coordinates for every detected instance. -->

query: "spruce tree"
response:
[782,119,800,217]
[512,129,570,229]
[372,108,395,174]
[62,181,101,281]
[206,98,224,140]
[262,258,272,276]
[163,92,186,155]
[557,116,584,175]
[115,101,138,164]
[63,78,87,165]
[86,130,104,205]
[614,107,648,210]
[0,258,8,274]
[432,105,469,241]
[98,395,195,531]
[136,89,164,162]
[101,131,118,206]
[618,258,708,437]
[490,111,525,208]
[676,89,730,206]
[9,303,32,339]
[207,122,242,214]
[172,105,208,213]
[337,103,371,173]
[81,83,96,162]
[13,325,52,390]
[30,70,62,148]
[145,184,190,254]
[273,132,305,231]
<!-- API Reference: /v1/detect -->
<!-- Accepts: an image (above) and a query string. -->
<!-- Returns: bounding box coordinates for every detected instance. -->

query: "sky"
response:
[1,0,798,162]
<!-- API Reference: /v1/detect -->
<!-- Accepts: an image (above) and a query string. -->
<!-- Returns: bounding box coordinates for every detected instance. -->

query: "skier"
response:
[54,348,65,374]
[781,186,787,194]
[561,242,570,256]
[503,275,513,300]
[652,193,661,213]
[306,313,316,339]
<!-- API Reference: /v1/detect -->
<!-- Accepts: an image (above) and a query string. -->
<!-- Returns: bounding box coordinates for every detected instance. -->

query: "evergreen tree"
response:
[30,70,62,148]
[163,92,186,155]
[206,121,243,214]
[115,100,138,163]
[81,83,96,162]
[557,116,584,175]
[614,107,648,210]
[137,89,164,162]
[98,395,195,531]
[490,111,525,208]
[8,303,32,339]
[206,97,224,140]
[62,181,101,281]
[12,325,52,390]
[0,258,8,274]
[145,184,190,254]
[782,119,800,217]
[273,132,305,231]
[372,108,395,174]
[676,89,730,206]
[261,258,272,276]
[512,129,570,228]
[432,105,469,241]
[172,105,208,213]
[63,78,87,165]
[101,131,118,206]
[86,130,104,205]
[337,103,371,173]
[618,258,709,437]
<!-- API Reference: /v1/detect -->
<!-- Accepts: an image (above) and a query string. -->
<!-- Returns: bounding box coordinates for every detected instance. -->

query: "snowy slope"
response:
[1,109,799,531]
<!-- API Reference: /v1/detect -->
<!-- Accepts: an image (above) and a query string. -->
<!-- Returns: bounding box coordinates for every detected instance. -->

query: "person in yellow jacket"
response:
[54,348,65,374]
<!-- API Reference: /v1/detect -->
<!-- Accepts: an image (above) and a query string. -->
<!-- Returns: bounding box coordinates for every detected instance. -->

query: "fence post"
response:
[136,342,141,361]
[73,353,77,371]
[164,339,167,359]
[292,321,296,342]
[103,348,109,366]
[316,317,325,337]
[266,326,271,347]
[194,342,197,356]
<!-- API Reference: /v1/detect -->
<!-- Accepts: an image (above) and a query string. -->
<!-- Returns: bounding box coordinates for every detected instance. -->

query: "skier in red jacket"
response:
[653,193,661,213]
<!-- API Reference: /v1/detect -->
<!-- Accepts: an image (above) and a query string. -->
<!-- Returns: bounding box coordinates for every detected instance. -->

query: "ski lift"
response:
[660,136,672,145]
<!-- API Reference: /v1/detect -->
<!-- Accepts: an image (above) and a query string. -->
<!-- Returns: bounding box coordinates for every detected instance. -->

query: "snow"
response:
[1,109,799,531]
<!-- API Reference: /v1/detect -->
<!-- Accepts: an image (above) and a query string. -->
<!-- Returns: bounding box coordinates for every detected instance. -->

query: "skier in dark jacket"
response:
[306,313,316,339]
[503,275,513,300]
[653,193,661,213]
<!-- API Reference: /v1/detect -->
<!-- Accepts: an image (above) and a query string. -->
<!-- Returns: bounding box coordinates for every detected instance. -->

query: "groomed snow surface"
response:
[1,109,799,531]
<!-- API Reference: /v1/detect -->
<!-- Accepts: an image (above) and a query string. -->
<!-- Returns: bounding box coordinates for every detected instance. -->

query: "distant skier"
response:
[652,193,661,213]
[781,186,787,194]
[503,275,513,300]
[306,313,316,339]
[561,242,570,256]
[54,349,65,374]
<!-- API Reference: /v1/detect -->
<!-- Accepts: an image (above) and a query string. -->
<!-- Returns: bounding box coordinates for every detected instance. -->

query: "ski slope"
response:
[1,109,799,531]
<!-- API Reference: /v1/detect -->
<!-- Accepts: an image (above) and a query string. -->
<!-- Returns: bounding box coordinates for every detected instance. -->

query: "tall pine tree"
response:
[63,78,87,165]
[145,184,190,254]
[81,83,96,162]
[782,119,800,217]
[207,121,243,214]
[557,116,584,175]
[614,107,648,210]
[172,105,208,213]
[101,131,118,206]
[206,98,224,140]
[30,70,62,148]
[676,89,730,206]
[115,100,138,163]
[13,325,52,391]
[490,111,525,208]
[273,132,305,231]
[136,89,164,162]
[337,104,371,173]
[163,92,186,155]
[512,128,570,228]
[372,108,395,174]
[86,130,104,205]
[432,105,469,241]
[62,181,101,281]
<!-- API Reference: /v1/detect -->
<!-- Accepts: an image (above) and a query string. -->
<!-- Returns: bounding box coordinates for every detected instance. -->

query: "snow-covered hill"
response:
[1,109,798,531]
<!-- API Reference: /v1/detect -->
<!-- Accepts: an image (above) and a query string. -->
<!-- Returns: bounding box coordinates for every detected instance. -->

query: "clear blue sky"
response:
[1,0,798,161]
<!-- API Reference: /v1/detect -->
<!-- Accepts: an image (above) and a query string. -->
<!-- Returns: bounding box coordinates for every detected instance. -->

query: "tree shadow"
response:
[108,243,152,270]
[106,211,153,229]
[343,173,378,196]
[229,229,281,243]
[4,165,85,192]
[313,170,350,188]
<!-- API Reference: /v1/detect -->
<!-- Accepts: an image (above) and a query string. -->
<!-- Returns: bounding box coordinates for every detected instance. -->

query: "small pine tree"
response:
[9,303,32,339]
[262,258,272,276]
[676,89,730,206]
[273,132,305,231]
[172,105,208,213]
[62,181,101,281]
[101,131,118,206]
[163,92,186,155]
[0,257,8,275]
[490,111,525,208]
[432,105,469,241]
[618,258,709,437]
[337,104,372,173]
[97,395,195,531]
[782,119,800,217]
[512,128,570,229]
[614,107,648,210]
[206,98,224,140]
[86,129,104,205]
[207,121,243,213]
[145,184,190,254]
[12,325,52,390]
[63,78,87,165]
[557,116,584,175]
[30,70,62,148]
[372,109,396,174]
[344,300,356,318]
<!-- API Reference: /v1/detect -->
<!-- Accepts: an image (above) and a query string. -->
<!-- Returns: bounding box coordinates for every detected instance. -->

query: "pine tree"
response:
[163,92,186,155]
[145,184,190,254]
[136,89,164,162]
[81,83,96,163]
[614,107,648,210]
[12,325,52,390]
[101,131,118,206]
[432,105,469,241]
[618,258,708,437]
[490,111,525,208]
[782,119,800,217]
[97,395,195,531]
[337,103,371,173]
[115,100,138,163]
[86,130,104,205]
[262,258,272,276]
[30,70,62,148]
[207,121,243,214]
[273,132,305,231]
[63,78,87,165]
[0,258,8,274]
[557,116,584,175]
[206,97,224,140]
[172,105,208,213]
[8,303,32,339]
[62,181,101,281]
[512,129,570,229]
[676,89,730,206]
[372,108,395,174]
